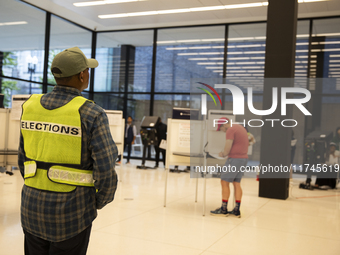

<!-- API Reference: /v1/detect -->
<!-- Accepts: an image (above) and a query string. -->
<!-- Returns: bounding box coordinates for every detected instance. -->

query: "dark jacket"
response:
[331,127,340,150]
[156,122,167,146]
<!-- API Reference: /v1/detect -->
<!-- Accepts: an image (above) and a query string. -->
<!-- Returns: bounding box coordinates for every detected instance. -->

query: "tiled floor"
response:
[1,161,340,255]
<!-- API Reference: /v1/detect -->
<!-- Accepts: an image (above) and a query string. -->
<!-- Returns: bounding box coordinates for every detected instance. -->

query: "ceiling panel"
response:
[327,1,340,9]
[199,0,224,5]
[219,0,259,4]
[213,8,259,20]
[158,26,225,41]
[246,7,268,18]
[305,2,329,13]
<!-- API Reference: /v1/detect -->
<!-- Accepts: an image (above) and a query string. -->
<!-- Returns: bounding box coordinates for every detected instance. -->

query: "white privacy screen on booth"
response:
[105,110,125,161]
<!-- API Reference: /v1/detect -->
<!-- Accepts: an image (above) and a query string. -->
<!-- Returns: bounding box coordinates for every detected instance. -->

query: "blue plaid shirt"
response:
[18,85,118,242]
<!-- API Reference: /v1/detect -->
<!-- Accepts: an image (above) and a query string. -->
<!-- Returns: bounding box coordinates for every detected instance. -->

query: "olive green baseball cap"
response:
[51,46,98,78]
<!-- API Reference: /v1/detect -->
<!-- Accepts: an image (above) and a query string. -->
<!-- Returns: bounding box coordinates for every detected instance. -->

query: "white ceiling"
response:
[0,0,340,52]
[19,0,340,31]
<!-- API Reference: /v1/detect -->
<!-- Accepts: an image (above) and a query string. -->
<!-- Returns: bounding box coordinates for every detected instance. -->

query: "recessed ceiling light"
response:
[166,47,188,50]
[199,52,223,55]
[228,57,250,60]
[188,46,212,49]
[0,21,27,26]
[229,37,255,41]
[177,53,198,56]
[157,39,224,44]
[98,1,271,19]
[74,0,143,7]
[315,33,340,37]
[188,58,209,61]
[157,41,176,44]
[206,67,223,69]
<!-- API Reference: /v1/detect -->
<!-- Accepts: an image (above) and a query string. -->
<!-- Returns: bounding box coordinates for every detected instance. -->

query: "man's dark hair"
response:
[128,116,133,120]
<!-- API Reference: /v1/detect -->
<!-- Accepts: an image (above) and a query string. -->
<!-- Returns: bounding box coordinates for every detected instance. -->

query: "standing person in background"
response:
[18,47,118,255]
[125,116,137,164]
[331,127,340,150]
[314,142,339,189]
[210,117,248,218]
[154,118,167,168]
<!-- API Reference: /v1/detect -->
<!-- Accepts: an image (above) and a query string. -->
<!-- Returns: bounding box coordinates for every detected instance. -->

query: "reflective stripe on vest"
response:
[21,94,94,192]
[48,166,94,187]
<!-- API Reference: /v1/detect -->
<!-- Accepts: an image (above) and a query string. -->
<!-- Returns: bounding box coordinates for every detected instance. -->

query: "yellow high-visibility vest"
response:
[21,94,95,192]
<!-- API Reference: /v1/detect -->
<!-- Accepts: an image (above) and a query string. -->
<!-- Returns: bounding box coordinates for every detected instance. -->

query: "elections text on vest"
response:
[21,121,81,137]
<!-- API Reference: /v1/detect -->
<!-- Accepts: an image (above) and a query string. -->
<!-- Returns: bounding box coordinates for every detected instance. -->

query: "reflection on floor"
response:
[1,160,340,255]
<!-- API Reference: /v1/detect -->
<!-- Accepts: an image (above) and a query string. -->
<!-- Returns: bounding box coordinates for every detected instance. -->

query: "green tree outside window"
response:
[1,52,19,107]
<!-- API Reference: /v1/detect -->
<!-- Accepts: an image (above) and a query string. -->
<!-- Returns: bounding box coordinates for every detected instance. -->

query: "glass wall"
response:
[95,30,154,93]
[227,23,266,80]
[156,26,225,93]
[153,94,191,121]
[48,15,92,87]
[312,18,340,79]
[1,78,42,108]
[0,0,45,105]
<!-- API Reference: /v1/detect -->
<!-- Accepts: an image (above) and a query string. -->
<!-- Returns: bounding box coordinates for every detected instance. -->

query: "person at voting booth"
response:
[154,118,167,168]
[18,47,118,255]
[210,117,248,218]
[331,127,340,150]
[125,116,137,164]
[314,142,339,189]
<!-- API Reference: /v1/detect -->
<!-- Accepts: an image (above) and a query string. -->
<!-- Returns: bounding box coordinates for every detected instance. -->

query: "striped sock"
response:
[235,200,241,211]
[222,200,228,212]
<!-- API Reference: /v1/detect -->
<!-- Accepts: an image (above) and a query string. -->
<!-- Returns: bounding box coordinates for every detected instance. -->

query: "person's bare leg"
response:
[221,180,230,200]
[210,180,231,215]
[233,181,242,201]
[232,181,242,217]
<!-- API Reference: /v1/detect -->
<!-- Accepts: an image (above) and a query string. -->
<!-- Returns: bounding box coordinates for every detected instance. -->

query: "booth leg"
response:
[164,168,168,207]
[195,177,198,202]
[203,175,206,216]
[141,145,147,166]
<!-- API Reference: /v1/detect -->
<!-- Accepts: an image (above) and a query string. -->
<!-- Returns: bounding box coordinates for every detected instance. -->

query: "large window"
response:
[153,94,191,122]
[1,78,42,108]
[95,30,154,93]
[48,15,92,88]
[156,26,225,93]
[227,23,266,80]
[295,20,310,80]
[312,18,340,79]
[0,0,45,105]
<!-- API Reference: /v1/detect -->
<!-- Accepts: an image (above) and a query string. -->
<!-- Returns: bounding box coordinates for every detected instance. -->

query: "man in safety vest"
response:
[18,47,118,255]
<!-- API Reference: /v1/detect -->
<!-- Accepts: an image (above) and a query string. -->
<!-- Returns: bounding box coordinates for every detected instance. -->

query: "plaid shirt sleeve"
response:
[18,134,25,178]
[87,108,118,209]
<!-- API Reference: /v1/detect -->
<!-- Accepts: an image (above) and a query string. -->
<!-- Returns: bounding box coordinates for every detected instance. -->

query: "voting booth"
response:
[164,108,204,208]
[0,108,9,169]
[0,96,125,172]
[164,108,241,215]
[165,108,201,170]
[104,110,125,164]
[0,95,30,170]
